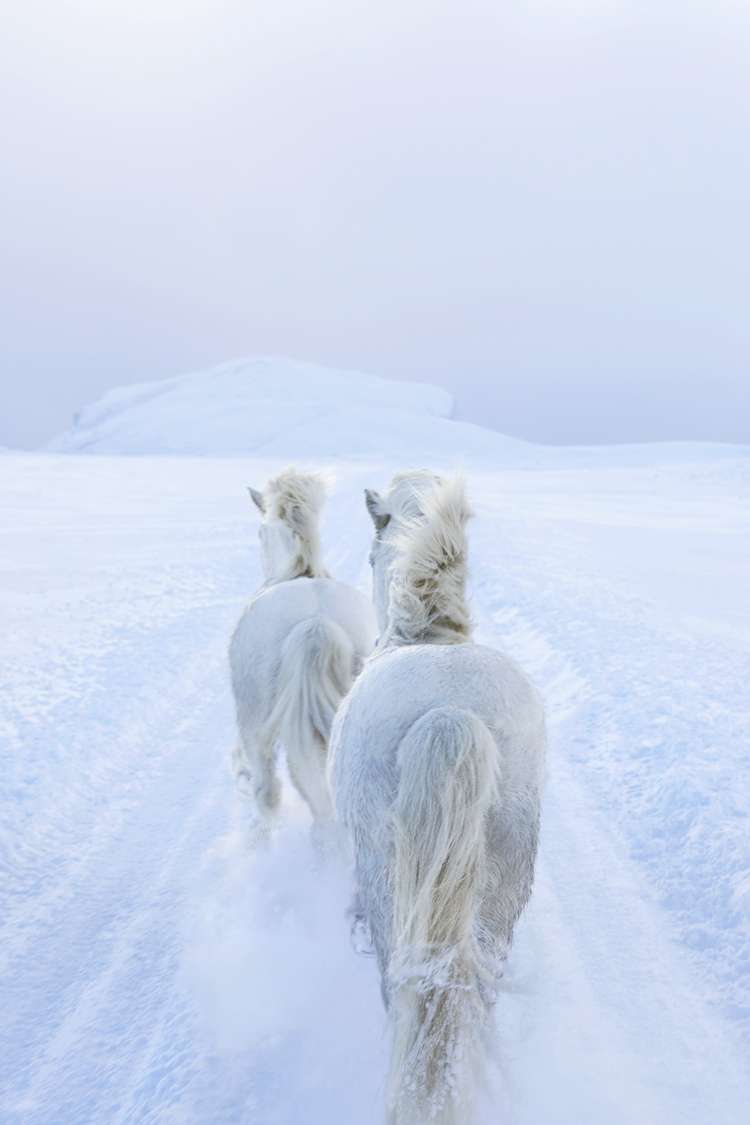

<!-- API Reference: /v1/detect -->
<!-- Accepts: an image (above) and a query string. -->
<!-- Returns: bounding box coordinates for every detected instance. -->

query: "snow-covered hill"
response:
[3,359,749,1123]
[48,355,749,471]
[47,356,456,457]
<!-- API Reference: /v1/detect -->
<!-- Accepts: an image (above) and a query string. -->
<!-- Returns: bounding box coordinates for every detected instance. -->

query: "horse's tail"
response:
[265,616,355,820]
[387,706,499,1124]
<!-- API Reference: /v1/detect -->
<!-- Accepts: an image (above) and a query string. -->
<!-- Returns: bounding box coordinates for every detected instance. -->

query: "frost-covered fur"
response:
[330,474,545,1124]
[230,470,377,826]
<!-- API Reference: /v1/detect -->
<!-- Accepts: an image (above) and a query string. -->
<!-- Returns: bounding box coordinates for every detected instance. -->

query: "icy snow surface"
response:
[2,357,749,1123]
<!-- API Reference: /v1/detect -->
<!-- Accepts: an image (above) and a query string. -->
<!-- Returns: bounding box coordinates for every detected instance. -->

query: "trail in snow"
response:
[1,451,748,1124]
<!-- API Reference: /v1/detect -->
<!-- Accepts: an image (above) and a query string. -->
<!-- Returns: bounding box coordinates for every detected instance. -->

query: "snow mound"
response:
[48,356,454,456]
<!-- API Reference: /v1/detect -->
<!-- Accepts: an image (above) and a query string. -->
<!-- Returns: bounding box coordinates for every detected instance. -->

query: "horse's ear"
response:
[248,487,265,514]
[365,489,390,532]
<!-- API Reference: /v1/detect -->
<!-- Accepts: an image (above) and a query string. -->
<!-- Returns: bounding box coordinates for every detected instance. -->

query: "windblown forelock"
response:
[384,471,443,525]
[265,469,326,527]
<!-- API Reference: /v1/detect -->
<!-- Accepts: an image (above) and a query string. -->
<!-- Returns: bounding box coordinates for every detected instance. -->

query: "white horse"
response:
[330,472,545,1125]
[230,469,377,829]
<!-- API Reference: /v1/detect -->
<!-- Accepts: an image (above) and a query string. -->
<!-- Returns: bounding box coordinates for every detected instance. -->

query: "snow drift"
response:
[2,449,748,1125]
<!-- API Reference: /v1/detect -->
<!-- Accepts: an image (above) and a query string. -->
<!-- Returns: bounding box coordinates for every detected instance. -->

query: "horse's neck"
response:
[266,533,329,585]
[378,618,469,651]
[378,568,472,649]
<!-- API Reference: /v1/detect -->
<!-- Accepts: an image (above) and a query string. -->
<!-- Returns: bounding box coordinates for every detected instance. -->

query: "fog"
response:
[2,1,749,448]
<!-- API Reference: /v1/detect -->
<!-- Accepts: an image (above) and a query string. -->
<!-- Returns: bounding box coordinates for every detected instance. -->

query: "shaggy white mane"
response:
[263,468,330,580]
[383,476,473,647]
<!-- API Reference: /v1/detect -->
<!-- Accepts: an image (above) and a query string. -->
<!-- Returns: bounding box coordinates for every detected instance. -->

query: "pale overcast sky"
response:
[2,1,749,448]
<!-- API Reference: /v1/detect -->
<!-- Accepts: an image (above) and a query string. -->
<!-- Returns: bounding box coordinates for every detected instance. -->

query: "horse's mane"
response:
[383,475,473,647]
[264,468,330,580]
[384,471,444,523]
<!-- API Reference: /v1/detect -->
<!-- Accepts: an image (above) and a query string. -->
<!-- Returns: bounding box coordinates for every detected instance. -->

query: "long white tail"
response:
[265,616,355,821]
[388,707,499,1124]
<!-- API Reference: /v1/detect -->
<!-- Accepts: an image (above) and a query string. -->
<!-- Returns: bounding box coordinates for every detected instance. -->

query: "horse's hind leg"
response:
[285,733,334,823]
[481,800,540,990]
[233,722,281,821]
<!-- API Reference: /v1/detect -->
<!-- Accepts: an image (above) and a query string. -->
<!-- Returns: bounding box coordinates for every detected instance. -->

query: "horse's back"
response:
[230,578,376,714]
[242,576,375,650]
[340,642,542,756]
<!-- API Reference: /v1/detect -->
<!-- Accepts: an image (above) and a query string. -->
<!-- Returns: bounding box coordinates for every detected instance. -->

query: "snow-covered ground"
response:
[1,360,749,1123]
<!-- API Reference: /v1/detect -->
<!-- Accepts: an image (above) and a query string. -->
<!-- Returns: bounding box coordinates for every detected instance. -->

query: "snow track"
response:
[1,452,748,1123]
